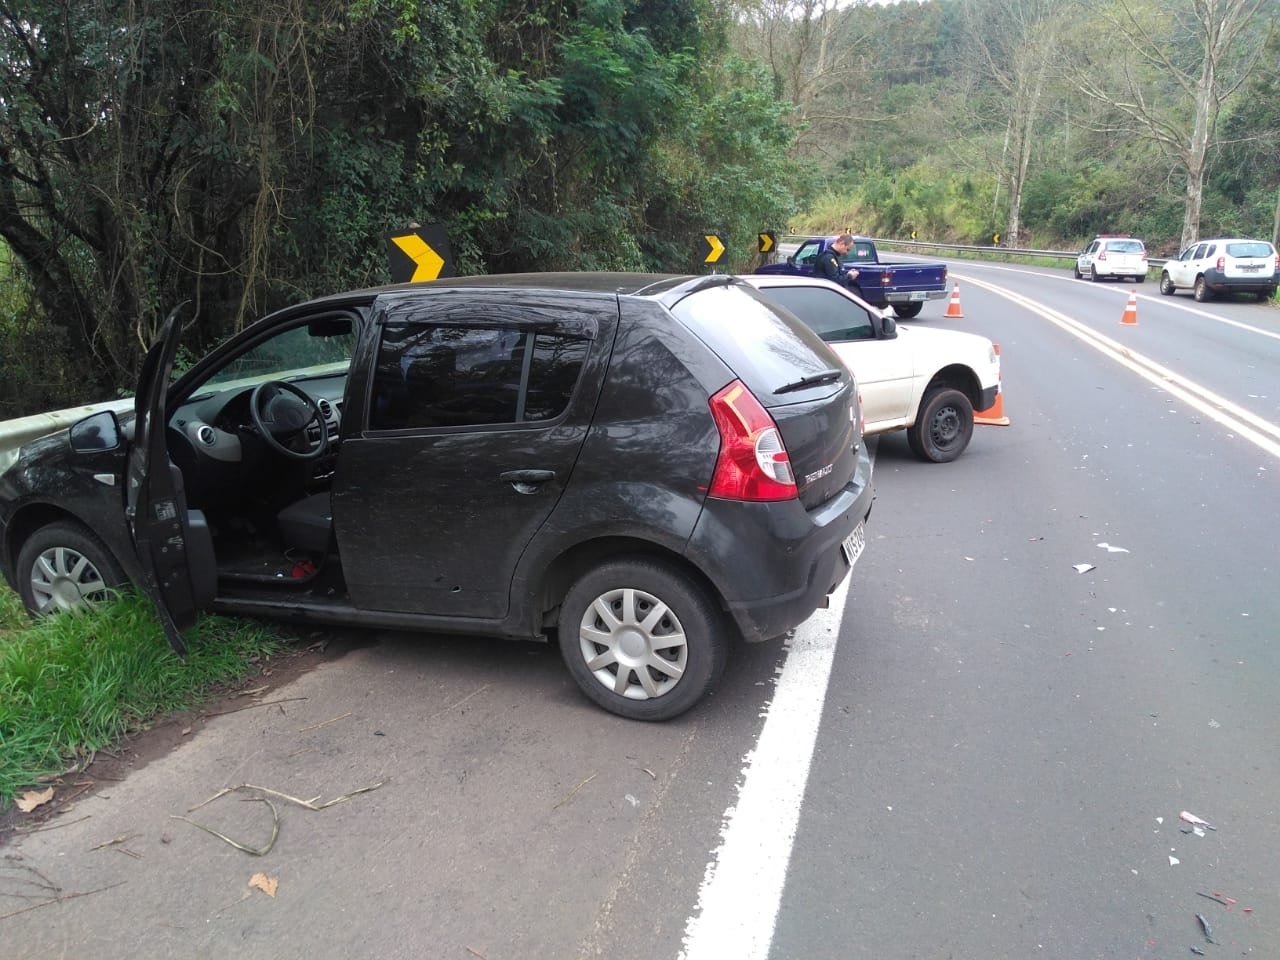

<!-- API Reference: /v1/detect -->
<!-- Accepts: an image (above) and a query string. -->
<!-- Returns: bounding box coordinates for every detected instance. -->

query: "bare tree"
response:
[730,0,873,160]
[960,0,1066,246]
[1070,0,1276,249]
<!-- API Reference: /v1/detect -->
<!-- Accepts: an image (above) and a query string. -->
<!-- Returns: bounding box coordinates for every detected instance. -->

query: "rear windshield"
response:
[839,242,877,265]
[1226,242,1274,258]
[1104,240,1145,254]
[668,284,848,405]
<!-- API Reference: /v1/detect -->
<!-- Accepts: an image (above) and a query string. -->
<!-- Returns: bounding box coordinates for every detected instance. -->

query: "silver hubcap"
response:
[577,587,688,701]
[30,546,111,613]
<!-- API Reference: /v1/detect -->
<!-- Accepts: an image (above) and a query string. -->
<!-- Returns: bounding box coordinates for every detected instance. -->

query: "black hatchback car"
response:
[0,274,874,720]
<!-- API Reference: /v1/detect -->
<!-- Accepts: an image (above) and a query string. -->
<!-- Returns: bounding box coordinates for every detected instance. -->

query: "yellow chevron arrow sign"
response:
[758,232,776,253]
[703,234,726,264]
[390,233,446,282]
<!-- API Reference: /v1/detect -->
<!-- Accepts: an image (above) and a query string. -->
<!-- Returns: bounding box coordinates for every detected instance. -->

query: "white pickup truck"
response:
[743,275,1002,463]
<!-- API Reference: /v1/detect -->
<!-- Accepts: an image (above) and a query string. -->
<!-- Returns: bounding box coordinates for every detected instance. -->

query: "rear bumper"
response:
[1204,270,1279,294]
[686,441,875,644]
[1096,263,1148,276]
[884,289,947,304]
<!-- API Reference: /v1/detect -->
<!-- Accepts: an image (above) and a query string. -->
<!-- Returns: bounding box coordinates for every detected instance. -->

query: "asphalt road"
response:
[3,263,1277,960]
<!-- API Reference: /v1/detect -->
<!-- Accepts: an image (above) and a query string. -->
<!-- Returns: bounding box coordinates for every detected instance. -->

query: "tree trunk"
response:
[1181,43,1217,250]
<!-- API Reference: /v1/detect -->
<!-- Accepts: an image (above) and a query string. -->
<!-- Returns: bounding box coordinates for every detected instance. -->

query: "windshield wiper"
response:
[774,369,843,395]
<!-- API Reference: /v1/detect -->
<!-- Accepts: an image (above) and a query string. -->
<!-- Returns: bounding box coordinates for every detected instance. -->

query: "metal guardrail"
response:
[783,235,1168,269]
[0,397,134,474]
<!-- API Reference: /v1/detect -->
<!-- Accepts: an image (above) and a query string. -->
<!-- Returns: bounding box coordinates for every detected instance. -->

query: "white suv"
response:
[1159,238,1279,302]
[1075,235,1149,283]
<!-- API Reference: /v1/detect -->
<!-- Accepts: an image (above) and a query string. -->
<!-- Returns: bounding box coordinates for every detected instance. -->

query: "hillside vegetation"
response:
[1,0,1276,418]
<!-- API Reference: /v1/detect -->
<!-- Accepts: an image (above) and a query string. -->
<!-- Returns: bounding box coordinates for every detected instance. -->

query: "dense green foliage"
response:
[1,0,803,416]
[0,589,284,808]
[765,0,1278,253]
[1,0,1276,418]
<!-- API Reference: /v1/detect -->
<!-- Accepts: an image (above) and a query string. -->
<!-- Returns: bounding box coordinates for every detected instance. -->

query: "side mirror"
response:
[69,410,122,452]
[879,313,897,338]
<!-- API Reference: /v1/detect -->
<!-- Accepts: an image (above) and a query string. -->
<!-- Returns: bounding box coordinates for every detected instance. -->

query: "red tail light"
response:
[1098,250,1107,260]
[707,380,797,501]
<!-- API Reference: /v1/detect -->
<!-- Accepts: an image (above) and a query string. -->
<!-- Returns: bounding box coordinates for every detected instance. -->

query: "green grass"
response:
[0,586,286,809]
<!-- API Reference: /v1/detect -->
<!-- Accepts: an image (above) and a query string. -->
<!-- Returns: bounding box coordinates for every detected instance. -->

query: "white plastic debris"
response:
[1169,855,1180,866]
[1073,563,1096,574]
[1096,542,1130,553]
[1180,810,1216,830]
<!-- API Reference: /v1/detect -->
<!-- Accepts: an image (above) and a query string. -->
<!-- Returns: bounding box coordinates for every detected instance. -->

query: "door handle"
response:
[500,469,555,493]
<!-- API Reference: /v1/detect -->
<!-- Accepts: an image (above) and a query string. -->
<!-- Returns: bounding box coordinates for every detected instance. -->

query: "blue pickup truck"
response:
[755,236,949,319]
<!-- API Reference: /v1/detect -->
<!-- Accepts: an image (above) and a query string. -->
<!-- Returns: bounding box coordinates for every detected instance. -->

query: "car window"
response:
[1226,242,1274,258]
[203,318,355,390]
[1107,240,1144,254]
[1085,242,1097,255]
[753,286,875,343]
[793,241,820,265]
[369,324,587,430]
[1191,243,1208,260]
[839,242,877,265]
[671,284,847,404]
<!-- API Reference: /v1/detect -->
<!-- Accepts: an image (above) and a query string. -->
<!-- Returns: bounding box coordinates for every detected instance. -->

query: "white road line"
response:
[678,575,850,960]
[955,273,1280,461]
[949,262,1280,342]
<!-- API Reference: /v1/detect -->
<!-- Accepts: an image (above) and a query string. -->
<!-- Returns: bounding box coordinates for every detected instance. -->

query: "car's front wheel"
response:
[907,387,974,463]
[1073,264,1083,279]
[558,558,727,721]
[1194,277,1211,302]
[16,520,127,617]
[1159,273,1176,295]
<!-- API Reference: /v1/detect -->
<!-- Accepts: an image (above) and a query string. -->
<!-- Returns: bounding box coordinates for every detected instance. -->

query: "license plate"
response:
[841,522,866,567]
[1240,264,1261,272]
[909,291,927,301]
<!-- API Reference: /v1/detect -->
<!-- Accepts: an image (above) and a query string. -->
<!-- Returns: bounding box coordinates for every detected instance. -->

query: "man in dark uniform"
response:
[815,233,861,291]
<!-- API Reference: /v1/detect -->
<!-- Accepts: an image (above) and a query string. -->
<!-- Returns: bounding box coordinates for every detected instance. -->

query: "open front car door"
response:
[125,305,217,655]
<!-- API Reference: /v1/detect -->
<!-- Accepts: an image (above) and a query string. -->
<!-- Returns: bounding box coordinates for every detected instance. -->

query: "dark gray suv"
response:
[0,274,874,720]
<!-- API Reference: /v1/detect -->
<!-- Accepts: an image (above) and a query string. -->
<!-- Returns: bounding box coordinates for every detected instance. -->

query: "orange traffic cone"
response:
[944,283,965,319]
[1120,290,1138,325]
[975,343,1010,426]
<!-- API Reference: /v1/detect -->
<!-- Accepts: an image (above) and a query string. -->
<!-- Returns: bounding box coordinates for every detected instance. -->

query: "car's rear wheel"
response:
[893,302,923,319]
[907,388,974,463]
[558,558,727,721]
[16,521,127,617]
[1194,277,1211,302]
[1089,266,1101,282]
[1159,273,1175,295]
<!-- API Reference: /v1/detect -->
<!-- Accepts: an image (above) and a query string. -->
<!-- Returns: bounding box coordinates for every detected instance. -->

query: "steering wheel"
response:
[249,381,329,461]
